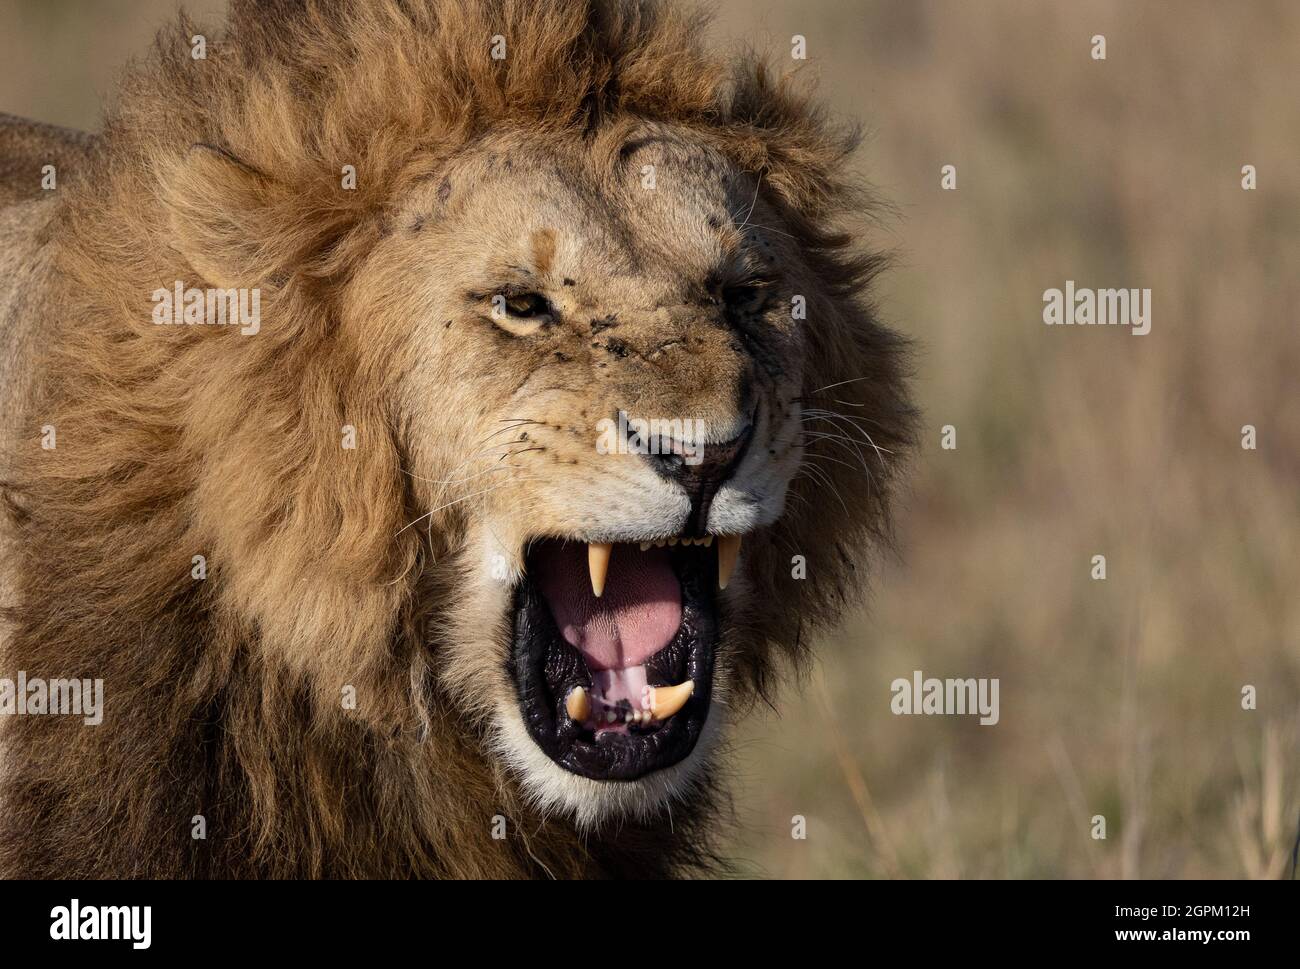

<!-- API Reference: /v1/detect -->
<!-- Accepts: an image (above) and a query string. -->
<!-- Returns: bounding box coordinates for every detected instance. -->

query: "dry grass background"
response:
[2,0,1296,878]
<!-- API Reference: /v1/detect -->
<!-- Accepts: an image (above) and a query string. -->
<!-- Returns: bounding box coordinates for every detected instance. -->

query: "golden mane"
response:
[0,0,913,877]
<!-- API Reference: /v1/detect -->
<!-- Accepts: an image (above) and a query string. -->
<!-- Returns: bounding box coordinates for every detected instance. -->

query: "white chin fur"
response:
[491,693,724,831]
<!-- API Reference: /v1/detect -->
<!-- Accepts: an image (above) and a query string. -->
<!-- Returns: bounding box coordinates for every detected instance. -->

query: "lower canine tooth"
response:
[649,680,694,720]
[588,542,612,597]
[717,534,742,589]
[565,687,590,722]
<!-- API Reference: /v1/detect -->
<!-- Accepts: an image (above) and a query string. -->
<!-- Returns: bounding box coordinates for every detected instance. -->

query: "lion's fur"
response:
[0,0,914,878]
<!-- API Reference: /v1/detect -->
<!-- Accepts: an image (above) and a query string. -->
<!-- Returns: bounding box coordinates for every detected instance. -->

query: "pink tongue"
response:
[531,541,682,672]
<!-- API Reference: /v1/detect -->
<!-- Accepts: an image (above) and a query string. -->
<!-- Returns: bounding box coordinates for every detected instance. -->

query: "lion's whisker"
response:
[799,410,893,468]
[799,376,877,397]
[798,428,873,476]
[395,475,540,535]
[793,461,850,516]
[734,220,797,240]
[792,446,866,476]
[401,443,534,487]
[731,170,764,232]
[418,465,517,486]
[484,419,546,443]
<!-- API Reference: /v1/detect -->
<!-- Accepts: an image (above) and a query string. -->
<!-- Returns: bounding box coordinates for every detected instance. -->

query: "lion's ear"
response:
[163,143,283,290]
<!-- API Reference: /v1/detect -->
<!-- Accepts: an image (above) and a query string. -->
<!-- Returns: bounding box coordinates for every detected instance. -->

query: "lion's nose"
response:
[642,420,754,537]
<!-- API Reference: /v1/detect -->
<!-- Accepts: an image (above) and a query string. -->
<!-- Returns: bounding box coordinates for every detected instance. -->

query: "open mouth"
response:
[509,534,741,781]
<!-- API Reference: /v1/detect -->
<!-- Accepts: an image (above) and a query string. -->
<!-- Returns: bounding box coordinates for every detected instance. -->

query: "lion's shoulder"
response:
[0,115,93,428]
[0,113,95,208]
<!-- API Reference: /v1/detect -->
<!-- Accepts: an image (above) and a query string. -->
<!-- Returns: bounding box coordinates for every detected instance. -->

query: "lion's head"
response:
[392,124,825,821]
[3,0,913,876]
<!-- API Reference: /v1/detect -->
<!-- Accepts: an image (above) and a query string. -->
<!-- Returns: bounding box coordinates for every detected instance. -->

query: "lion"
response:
[0,0,914,878]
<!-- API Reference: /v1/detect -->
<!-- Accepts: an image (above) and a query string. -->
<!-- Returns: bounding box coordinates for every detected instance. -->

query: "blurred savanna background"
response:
[2,0,1296,877]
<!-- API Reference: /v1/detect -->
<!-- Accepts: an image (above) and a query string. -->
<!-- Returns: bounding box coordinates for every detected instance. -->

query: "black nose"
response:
[641,422,754,536]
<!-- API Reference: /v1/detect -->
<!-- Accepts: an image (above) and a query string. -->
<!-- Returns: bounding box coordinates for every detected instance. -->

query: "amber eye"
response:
[503,292,553,319]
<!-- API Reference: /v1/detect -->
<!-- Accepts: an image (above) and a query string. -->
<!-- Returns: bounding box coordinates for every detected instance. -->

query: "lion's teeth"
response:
[700,535,714,548]
[565,687,590,723]
[717,534,741,589]
[588,542,612,597]
[640,542,651,551]
[649,680,694,720]
[666,536,678,546]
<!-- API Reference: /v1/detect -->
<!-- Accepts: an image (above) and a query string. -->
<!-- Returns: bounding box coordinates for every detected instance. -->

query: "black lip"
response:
[509,542,717,781]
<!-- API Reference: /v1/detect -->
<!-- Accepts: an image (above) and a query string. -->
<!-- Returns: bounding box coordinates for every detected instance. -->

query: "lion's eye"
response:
[503,292,553,319]
[486,291,556,333]
[722,283,769,317]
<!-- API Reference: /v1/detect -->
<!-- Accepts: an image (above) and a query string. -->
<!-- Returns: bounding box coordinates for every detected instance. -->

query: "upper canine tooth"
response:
[588,542,612,597]
[639,542,651,552]
[649,680,694,720]
[717,534,742,589]
[565,687,590,723]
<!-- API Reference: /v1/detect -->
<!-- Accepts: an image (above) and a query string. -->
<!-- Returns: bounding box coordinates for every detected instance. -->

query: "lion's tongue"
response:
[531,541,682,698]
